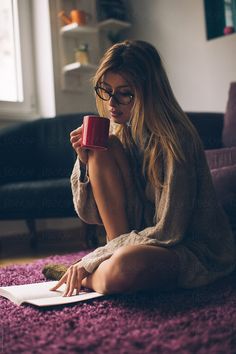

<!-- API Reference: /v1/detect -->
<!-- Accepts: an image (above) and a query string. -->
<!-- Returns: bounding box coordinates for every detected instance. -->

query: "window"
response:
[0,0,36,119]
[224,0,236,29]
[204,0,236,40]
[0,0,23,102]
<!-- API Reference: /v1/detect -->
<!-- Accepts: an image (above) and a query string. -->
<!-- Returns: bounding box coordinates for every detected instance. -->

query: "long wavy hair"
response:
[92,40,201,188]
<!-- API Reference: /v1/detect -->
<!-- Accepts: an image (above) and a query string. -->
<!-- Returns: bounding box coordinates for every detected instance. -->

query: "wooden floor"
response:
[0,229,88,268]
[1,255,51,267]
[0,227,105,268]
[0,247,74,267]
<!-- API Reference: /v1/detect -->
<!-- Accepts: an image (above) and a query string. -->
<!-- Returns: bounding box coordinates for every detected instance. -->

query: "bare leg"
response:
[82,245,180,294]
[87,136,133,241]
[82,137,180,294]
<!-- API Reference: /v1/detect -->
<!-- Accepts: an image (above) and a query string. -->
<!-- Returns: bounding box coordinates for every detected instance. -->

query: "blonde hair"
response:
[93,40,201,188]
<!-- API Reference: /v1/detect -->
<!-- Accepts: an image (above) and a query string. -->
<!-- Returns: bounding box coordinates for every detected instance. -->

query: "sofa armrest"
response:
[205,146,236,170]
[211,165,236,236]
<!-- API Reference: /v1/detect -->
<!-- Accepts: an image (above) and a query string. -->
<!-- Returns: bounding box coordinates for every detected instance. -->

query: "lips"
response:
[109,110,122,118]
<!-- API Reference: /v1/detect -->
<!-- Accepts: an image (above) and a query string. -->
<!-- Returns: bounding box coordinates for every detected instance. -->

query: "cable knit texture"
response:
[70,125,236,288]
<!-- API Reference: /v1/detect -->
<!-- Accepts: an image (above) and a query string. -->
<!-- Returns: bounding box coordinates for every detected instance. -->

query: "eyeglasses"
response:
[94,86,134,105]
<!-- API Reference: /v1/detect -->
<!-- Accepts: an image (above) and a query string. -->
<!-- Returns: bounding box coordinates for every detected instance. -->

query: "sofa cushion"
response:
[223,82,236,147]
[211,165,236,236]
[0,121,37,184]
[0,178,77,219]
[205,146,236,170]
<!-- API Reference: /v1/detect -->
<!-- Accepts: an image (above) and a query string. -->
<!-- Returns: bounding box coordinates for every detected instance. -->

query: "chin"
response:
[109,116,120,124]
[112,118,122,125]
[111,116,129,125]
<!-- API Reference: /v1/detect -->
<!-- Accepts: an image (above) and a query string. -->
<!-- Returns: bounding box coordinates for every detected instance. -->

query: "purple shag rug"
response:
[1,250,236,354]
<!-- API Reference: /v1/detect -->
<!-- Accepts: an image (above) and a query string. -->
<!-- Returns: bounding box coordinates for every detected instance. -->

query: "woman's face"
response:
[99,71,134,125]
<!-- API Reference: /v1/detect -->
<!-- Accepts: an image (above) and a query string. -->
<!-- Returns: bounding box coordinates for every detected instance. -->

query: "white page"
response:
[0,281,63,303]
[28,291,104,307]
[0,281,104,306]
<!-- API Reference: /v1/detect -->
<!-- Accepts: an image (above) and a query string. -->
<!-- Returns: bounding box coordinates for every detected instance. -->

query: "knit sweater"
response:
[70,126,236,287]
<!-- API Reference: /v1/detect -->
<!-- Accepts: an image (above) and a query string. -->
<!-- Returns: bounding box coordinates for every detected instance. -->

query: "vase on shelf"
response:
[74,44,89,65]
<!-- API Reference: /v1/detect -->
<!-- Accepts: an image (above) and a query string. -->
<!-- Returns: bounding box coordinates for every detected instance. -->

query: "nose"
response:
[109,95,118,107]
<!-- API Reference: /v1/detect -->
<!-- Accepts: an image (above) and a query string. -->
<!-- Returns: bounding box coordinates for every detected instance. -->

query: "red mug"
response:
[81,115,110,150]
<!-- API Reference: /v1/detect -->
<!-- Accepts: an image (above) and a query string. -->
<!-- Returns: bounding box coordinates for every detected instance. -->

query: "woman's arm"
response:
[70,155,103,226]
[70,125,103,225]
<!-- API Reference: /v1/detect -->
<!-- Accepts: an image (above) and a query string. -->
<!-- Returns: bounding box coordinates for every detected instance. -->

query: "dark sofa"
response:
[0,90,236,247]
[0,112,97,248]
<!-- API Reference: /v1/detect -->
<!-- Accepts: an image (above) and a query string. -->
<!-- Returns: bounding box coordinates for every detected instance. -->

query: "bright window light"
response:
[0,0,23,102]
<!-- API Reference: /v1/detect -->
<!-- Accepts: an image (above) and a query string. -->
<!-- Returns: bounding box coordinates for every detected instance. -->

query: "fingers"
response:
[64,267,81,297]
[51,264,90,297]
[70,135,81,143]
[70,126,82,145]
[70,125,83,138]
[50,265,86,297]
[71,136,82,151]
[70,126,89,163]
[50,271,68,291]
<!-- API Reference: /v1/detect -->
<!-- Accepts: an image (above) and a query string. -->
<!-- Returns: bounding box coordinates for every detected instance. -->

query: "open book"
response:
[0,281,104,307]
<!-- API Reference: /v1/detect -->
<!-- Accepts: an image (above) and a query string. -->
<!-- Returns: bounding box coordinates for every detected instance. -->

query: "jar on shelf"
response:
[74,44,89,65]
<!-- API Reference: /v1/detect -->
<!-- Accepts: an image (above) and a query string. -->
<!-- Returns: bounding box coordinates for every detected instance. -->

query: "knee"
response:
[108,134,122,148]
[102,246,139,294]
[87,135,120,166]
[108,135,127,158]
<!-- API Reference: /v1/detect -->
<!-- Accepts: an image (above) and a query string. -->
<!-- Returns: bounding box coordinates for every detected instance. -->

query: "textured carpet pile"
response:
[1,250,236,354]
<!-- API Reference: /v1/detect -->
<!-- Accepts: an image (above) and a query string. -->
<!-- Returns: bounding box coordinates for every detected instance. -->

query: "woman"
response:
[50,40,235,296]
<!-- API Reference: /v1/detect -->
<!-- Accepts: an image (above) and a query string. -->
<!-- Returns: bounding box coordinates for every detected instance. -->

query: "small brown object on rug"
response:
[42,264,68,280]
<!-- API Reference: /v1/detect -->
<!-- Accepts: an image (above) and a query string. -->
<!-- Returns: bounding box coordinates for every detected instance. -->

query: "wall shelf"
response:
[58,1,131,92]
[60,23,98,36]
[60,19,131,37]
[98,19,131,32]
[63,62,97,73]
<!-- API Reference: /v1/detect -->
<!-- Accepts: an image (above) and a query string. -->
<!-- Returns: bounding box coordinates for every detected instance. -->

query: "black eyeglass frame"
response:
[94,86,134,105]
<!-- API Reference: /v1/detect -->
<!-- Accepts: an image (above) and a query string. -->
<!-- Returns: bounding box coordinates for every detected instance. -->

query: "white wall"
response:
[127,0,236,112]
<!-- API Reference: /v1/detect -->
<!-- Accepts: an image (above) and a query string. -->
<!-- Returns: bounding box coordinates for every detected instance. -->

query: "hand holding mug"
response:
[81,115,110,150]
[70,115,110,164]
[70,125,89,164]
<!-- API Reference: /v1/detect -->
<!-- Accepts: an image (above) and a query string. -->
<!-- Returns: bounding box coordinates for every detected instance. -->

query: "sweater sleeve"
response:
[70,158,103,225]
[78,137,198,274]
[78,231,160,273]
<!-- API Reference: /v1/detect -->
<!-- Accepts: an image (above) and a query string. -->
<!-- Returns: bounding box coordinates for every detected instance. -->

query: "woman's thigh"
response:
[104,244,180,293]
[108,135,134,190]
[107,135,145,230]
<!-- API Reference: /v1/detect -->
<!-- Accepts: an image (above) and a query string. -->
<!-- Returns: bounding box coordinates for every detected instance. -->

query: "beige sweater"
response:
[70,126,236,287]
